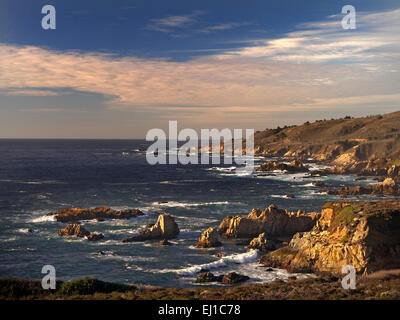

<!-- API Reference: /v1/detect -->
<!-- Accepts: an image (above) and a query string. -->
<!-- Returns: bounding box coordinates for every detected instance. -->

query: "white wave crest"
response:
[151,201,230,208]
[172,250,259,276]
[30,215,56,223]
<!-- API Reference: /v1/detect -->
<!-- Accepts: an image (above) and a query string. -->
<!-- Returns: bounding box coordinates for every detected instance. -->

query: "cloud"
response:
[2,89,60,96]
[197,22,252,34]
[144,11,203,33]
[220,9,400,64]
[144,11,250,36]
[0,8,399,126]
[18,108,83,113]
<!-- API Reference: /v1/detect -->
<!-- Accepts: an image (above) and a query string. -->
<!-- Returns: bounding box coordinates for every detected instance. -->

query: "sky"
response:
[0,0,399,138]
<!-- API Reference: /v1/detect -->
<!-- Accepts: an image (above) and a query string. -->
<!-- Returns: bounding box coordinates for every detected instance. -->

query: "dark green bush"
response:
[0,278,44,298]
[57,277,131,296]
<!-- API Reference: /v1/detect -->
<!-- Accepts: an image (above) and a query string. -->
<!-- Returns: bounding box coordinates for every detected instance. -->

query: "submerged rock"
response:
[58,224,90,237]
[248,233,276,252]
[122,214,179,242]
[87,233,104,241]
[312,181,326,187]
[196,271,249,284]
[160,239,172,246]
[221,272,250,284]
[260,200,400,275]
[328,178,399,197]
[48,206,144,223]
[196,272,220,283]
[195,227,222,248]
[256,160,309,173]
[218,205,319,239]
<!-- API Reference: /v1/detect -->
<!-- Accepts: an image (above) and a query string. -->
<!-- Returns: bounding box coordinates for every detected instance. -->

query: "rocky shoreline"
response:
[51,199,400,286]
[2,271,400,299]
[42,151,400,291]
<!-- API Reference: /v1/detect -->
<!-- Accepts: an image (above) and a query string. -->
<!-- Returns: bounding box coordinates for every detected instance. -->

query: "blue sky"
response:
[0,0,399,138]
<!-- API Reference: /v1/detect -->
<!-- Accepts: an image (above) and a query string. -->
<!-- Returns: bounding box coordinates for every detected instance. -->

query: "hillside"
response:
[254,111,400,164]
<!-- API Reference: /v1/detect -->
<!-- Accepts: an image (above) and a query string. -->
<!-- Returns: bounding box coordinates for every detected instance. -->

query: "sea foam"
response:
[172,250,259,276]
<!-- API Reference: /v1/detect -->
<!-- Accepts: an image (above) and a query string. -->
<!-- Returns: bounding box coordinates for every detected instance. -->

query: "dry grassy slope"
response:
[254,111,400,162]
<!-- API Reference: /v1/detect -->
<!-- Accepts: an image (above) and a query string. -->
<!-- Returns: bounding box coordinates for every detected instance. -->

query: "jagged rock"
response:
[248,233,276,252]
[48,206,144,222]
[355,177,367,181]
[122,214,179,242]
[220,272,250,284]
[328,178,399,197]
[87,233,104,241]
[160,239,172,246]
[260,201,400,275]
[312,181,326,187]
[196,271,249,284]
[256,160,309,173]
[58,224,90,237]
[388,165,400,178]
[196,272,220,283]
[218,205,319,239]
[195,227,222,248]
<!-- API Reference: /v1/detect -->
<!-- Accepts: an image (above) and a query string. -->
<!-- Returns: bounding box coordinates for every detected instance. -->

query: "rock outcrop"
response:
[58,224,105,241]
[260,201,400,275]
[196,271,249,284]
[48,206,144,222]
[312,181,326,188]
[195,227,222,248]
[328,178,399,197]
[160,239,172,246]
[122,214,179,242]
[257,160,309,173]
[248,233,276,252]
[196,271,222,283]
[58,224,90,237]
[218,205,319,239]
[221,272,250,284]
[87,233,104,241]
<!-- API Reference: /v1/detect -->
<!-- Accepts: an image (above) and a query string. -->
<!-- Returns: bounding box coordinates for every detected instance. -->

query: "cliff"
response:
[254,111,400,167]
[218,204,320,239]
[260,201,400,275]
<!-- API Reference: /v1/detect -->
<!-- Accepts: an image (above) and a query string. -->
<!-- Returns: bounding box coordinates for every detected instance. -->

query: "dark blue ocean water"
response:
[0,139,379,287]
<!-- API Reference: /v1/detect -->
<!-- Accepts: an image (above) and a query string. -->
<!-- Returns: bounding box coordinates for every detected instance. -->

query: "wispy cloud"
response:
[221,9,400,64]
[144,11,204,33]
[197,22,252,34]
[0,9,399,124]
[144,11,250,36]
[2,89,60,96]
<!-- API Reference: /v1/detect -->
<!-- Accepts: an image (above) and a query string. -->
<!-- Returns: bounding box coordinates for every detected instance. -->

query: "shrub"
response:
[0,278,44,298]
[57,277,131,296]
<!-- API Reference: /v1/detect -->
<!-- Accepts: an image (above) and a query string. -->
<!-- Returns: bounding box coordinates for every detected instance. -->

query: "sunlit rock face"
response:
[218,205,319,239]
[260,201,400,275]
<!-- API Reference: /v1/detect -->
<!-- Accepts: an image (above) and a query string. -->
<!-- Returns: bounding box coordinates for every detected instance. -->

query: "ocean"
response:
[0,139,379,287]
